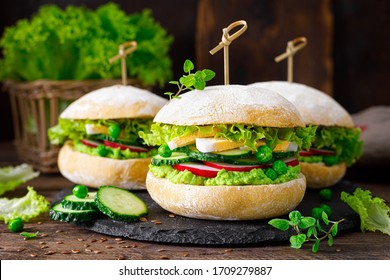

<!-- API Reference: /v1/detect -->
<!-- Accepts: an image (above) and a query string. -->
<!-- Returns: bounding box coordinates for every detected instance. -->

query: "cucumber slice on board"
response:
[187,145,251,162]
[61,192,97,211]
[151,152,191,166]
[50,203,100,223]
[95,186,148,222]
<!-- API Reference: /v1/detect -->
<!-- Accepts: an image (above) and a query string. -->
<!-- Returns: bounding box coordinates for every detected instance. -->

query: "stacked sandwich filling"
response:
[140,123,316,186]
[49,118,157,160]
[298,126,363,167]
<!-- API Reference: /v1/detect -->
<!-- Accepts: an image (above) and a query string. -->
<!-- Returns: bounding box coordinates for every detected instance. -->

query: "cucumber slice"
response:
[61,192,97,211]
[229,157,263,165]
[50,203,100,223]
[151,152,191,166]
[95,186,148,222]
[187,145,251,162]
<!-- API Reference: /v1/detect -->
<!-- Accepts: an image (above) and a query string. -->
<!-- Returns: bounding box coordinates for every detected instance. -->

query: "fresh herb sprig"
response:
[164,59,215,99]
[269,210,344,253]
[20,231,39,240]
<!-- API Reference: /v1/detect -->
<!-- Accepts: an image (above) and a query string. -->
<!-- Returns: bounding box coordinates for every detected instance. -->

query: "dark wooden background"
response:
[1,0,389,141]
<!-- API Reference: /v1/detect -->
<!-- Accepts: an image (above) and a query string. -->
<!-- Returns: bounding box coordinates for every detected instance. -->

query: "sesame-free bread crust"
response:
[300,162,346,189]
[58,141,150,190]
[146,172,306,220]
[153,85,305,128]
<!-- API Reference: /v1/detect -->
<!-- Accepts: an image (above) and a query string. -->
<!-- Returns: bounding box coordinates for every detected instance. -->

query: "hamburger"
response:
[250,81,363,189]
[140,85,317,220]
[48,85,167,189]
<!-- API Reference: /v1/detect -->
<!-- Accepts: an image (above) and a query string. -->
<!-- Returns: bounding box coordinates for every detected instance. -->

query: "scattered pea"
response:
[108,124,121,139]
[265,168,277,180]
[272,160,288,175]
[73,185,88,199]
[158,144,172,158]
[8,217,24,232]
[323,156,340,166]
[97,145,108,157]
[312,207,324,220]
[255,145,273,163]
[319,188,332,201]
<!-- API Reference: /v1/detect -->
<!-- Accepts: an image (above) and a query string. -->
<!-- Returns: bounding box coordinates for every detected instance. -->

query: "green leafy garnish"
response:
[0,164,39,196]
[140,123,316,151]
[0,186,49,223]
[20,231,39,240]
[0,3,173,87]
[269,210,344,253]
[341,188,390,235]
[164,59,215,99]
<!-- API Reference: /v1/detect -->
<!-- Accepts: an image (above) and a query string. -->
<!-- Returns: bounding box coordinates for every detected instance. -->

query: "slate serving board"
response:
[54,181,360,246]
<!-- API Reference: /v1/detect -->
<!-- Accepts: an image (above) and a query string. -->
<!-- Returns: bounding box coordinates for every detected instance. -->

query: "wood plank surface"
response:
[1,141,389,260]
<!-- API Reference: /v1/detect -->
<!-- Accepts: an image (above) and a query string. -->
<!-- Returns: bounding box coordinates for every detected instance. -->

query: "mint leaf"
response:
[202,69,216,81]
[183,59,194,73]
[299,217,316,229]
[290,234,306,249]
[312,239,320,253]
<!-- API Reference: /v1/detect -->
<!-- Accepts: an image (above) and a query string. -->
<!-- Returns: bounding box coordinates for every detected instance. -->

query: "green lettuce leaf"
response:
[313,126,363,166]
[0,164,39,196]
[139,123,317,151]
[0,186,50,223]
[341,188,390,235]
[48,118,154,146]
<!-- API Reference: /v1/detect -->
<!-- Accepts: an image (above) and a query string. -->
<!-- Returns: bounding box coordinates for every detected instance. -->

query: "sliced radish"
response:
[80,139,101,148]
[103,140,149,153]
[203,161,265,172]
[283,157,299,167]
[173,163,220,178]
[299,148,335,156]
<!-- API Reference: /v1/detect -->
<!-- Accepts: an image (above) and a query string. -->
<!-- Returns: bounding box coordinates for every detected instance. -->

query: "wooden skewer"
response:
[210,20,248,85]
[109,41,138,85]
[274,37,307,83]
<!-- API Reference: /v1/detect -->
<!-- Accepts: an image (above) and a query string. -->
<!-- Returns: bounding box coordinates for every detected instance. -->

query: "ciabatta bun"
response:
[146,172,306,220]
[58,141,150,190]
[250,81,354,127]
[300,162,346,189]
[60,85,167,120]
[154,85,305,128]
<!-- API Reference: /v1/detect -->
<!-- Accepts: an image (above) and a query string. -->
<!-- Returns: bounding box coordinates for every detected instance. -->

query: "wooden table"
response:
[1,141,389,260]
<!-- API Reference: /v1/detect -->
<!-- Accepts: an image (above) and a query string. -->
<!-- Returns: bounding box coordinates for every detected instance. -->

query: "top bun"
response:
[153,85,305,127]
[250,81,354,128]
[60,85,168,120]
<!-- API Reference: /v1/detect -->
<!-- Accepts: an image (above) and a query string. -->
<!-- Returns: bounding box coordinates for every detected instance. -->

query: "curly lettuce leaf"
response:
[341,188,390,235]
[0,186,49,223]
[139,123,317,151]
[48,118,153,146]
[313,126,363,166]
[0,3,173,86]
[0,164,39,196]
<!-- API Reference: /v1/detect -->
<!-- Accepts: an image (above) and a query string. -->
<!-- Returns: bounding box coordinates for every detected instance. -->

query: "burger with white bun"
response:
[250,81,363,189]
[48,85,167,189]
[140,85,317,220]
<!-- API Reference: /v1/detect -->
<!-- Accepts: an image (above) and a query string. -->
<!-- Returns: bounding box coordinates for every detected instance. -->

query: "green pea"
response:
[312,207,324,220]
[73,185,89,199]
[255,145,273,163]
[8,217,24,232]
[319,188,332,201]
[97,145,108,157]
[158,144,172,158]
[320,204,332,217]
[272,160,288,175]
[108,124,121,139]
[265,168,277,180]
[323,155,340,166]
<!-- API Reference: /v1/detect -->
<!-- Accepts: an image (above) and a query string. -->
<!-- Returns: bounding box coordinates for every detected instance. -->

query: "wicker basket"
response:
[4,79,146,173]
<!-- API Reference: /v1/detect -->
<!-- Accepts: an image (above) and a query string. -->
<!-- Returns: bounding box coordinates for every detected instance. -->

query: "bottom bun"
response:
[58,141,151,190]
[146,172,306,220]
[300,162,346,189]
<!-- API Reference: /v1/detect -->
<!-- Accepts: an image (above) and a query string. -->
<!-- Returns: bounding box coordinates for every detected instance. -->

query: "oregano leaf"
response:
[327,234,334,247]
[290,234,306,249]
[183,59,194,73]
[322,211,329,225]
[268,219,290,231]
[202,69,216,81]
[312,239,320,253]
[194,79,206,90]
[307,226,314,238]
[331,223,338,236]
[299,217,316,229]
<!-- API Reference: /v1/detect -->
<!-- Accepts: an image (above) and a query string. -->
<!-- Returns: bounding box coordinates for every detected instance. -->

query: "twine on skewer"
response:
[109,41,138,85]
[274,37,307,83]
[210,20,248,85]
